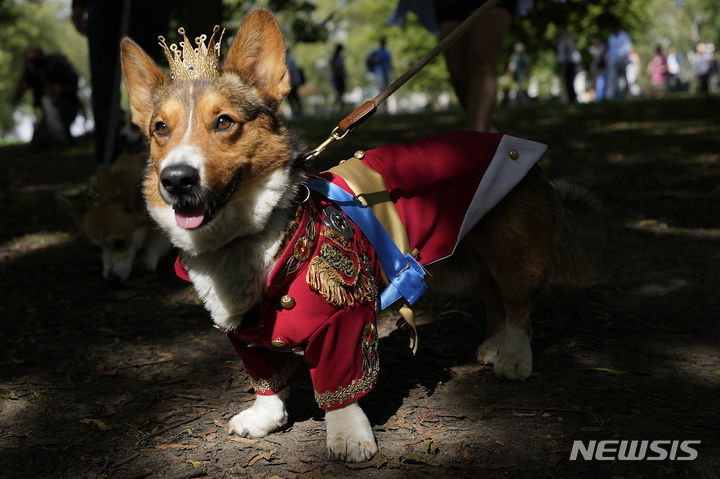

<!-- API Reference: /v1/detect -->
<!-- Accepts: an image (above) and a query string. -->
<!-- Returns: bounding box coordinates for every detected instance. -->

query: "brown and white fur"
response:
[60,154,171,283]
[121,8,600,462]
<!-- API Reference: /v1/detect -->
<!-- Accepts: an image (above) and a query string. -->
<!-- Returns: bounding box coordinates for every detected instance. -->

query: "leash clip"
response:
[303,126,348,163]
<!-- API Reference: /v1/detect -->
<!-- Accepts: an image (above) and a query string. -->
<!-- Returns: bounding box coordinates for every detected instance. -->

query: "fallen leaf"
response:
[461,443,472,460]
[403,438,424,447]
[2,390,19,400]
[401,452,442,466]
[512,411,535,417]
[175,393,203,400]
[188,460,203,468]
[345,456,388,469]
[488,459,518,470]
[423,438,439,455]
[247,450,275,466]
[80,418,111,431]
[143,443,197,451]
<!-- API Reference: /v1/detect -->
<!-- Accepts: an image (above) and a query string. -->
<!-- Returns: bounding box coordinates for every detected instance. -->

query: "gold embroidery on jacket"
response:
[251,357,298,394]
[306,227,374,308]
[271,216,317,288]
[314,323,379,408]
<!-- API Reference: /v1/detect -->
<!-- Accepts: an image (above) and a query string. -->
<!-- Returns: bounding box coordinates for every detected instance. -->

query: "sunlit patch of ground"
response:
[0,231,74,262]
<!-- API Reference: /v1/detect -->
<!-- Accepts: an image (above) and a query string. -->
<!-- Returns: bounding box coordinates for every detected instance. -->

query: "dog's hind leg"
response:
[227,388,289,438]
[479,240,546,381]
[325,402,378,462]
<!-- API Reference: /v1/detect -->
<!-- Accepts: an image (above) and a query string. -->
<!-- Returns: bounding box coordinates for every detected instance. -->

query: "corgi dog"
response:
[120,9,600,462]
[60,153,171,283]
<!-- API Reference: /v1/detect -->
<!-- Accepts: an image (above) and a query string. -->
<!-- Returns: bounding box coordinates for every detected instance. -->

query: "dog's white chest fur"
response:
[183,229,286,330]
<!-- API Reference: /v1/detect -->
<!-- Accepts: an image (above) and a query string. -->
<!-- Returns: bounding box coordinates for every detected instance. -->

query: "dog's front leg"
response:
[228,388,288,438]
[325,402,377,462]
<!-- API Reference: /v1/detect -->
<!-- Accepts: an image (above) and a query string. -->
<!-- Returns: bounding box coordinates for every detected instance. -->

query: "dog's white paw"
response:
[227,390,288,438]
[476,334,503,364]
[325,402,378,462]
[492,326,532,381]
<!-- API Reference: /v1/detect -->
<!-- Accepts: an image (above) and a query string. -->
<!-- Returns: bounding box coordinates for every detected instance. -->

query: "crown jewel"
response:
[158,25,225,80]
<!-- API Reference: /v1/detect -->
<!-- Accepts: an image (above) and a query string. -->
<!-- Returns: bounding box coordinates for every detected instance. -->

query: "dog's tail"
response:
[547,179,604,286]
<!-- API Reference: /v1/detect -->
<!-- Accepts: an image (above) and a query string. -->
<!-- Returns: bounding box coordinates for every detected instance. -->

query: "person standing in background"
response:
[605,23,633,100]
[72,0,172,167]
[666,46,681,91]
[646,45,668,97]
[367,37,393,93]
[693,43,713,94]
[330,43,347,113]
[507,42,531,103]
[286,49,304,118]
[557,29,580,104]
[14,47,80,147]
[588,37,607,101]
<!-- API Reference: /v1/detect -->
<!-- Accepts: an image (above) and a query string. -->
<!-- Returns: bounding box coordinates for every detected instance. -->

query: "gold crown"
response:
[158,25,225,80]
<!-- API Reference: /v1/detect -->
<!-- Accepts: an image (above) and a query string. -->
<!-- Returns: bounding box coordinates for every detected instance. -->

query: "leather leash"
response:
[302,0,501,163]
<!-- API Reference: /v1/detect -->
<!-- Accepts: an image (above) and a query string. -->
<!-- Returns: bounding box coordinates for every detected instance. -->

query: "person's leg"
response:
[595,73,606,101]
[564,62,577,103]
[464,9,512,131]
[86,2,121,165]
[438,21,469,111]
[438,8,512,131]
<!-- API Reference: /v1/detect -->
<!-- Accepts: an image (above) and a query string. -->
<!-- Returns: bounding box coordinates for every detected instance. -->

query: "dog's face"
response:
[81,200,148,282]
[60,191,147,283]
[59,154,150,282]
[121,9,297,255]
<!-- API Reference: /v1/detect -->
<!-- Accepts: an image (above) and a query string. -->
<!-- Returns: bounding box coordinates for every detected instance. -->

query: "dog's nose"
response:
[160,165,200,195]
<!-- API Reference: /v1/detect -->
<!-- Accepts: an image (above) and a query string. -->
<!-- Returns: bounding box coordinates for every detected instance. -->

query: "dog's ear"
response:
[121,38,169,135]
[56,189,92,225]
[224,8,290,103]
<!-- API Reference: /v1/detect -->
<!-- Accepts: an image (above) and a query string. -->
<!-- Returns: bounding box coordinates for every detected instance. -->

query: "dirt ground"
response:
[1,97,719,479]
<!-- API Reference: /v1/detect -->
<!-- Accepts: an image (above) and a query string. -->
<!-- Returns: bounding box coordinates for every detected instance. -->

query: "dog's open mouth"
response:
[174,206,207,229]
[160,165,243,231]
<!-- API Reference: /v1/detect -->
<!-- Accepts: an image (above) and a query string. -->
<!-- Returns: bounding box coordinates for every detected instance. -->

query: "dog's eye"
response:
[214,115,234,131]
[154,121,169,136]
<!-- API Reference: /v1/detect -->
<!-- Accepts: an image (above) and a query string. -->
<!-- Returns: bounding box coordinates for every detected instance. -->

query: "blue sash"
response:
[307,178,427,310]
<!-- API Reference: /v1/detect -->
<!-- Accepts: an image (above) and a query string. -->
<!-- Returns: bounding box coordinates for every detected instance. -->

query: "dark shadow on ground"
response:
[1,97,719,478]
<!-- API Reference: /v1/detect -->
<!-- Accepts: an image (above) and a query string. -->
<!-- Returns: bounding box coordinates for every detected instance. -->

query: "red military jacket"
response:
[175,131,546,410]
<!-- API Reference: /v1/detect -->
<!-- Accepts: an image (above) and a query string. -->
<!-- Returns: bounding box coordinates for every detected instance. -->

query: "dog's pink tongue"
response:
[175,211,204,229]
